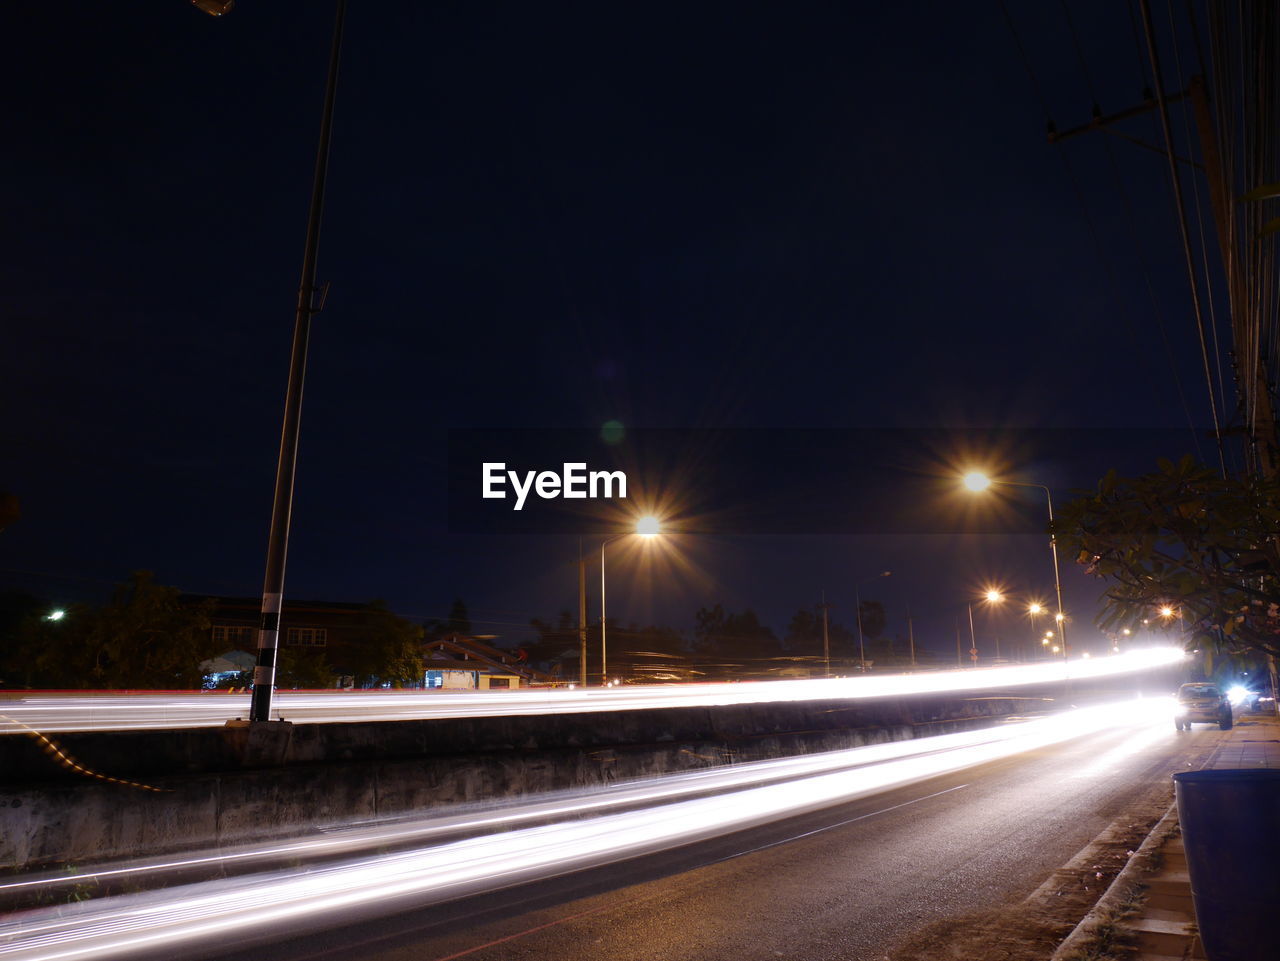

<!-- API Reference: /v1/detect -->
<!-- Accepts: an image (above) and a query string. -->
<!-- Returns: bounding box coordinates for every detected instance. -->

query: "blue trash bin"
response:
[1172,769,1280,961]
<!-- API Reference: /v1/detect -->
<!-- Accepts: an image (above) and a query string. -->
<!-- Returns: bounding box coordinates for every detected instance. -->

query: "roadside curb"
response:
[1049,800,1180,960]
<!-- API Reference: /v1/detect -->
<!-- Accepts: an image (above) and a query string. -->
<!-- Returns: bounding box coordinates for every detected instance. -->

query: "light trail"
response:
[0,697,1172,961]
[0,648,1184,734]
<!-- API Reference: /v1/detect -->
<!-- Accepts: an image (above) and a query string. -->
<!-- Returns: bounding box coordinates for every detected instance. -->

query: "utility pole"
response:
[855,589,866,674]
[906,602,916,669]
[248,0,347,725]
[818,593,832,678]
[578,539,587,688]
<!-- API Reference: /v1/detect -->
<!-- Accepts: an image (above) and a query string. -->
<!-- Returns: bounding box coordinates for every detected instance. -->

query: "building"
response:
[423,634,562,689]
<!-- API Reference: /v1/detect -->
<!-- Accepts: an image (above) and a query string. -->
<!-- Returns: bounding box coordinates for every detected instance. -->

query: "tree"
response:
[276,646,333,689]
[0,591,53,688]
[526,610,579,665]
[856,599,887,642]
[48,572,217,689]
[693,604,781,660]
[347,601,424,687]
[445,598,471,635]
[784,607,855,658]
[1052,455,1280,662]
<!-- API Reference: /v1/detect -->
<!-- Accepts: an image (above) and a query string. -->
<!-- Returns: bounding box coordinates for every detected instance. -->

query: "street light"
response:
[967,589,1004,665]
[855,571,892,673]
[1027,602,1043,662]
[599,517,661,685]
[962,472,1069,668]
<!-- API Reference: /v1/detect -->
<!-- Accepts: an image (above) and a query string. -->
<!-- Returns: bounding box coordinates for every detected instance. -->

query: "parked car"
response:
[1174,682,1233,731]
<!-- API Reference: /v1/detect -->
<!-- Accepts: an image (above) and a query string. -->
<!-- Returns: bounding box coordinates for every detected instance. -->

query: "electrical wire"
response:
[1138,0,1228,475]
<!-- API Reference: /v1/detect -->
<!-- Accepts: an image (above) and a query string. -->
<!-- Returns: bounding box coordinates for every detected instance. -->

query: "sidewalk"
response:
[1105,708,1280,961]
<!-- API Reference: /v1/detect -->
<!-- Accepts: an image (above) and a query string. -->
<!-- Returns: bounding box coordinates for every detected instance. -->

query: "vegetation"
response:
[0,572,216,689]
[1053,455,1280,660]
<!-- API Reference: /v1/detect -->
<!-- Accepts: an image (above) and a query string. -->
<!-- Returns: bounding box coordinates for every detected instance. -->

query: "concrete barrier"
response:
[1,676,1159,872]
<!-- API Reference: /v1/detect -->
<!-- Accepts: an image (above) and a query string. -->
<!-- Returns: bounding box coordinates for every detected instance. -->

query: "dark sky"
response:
[3,2,1223,655]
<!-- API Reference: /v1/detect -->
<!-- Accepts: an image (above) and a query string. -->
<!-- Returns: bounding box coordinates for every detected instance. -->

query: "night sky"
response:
[4,2,1222,655]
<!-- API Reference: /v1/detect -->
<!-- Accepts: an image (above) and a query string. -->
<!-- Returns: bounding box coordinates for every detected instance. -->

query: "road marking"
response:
[720,782,971,860]
[421,783,970,961]
[425,902,619,961]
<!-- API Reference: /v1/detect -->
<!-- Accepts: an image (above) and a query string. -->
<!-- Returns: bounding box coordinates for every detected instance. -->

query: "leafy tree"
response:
[856,599,887,641]
[693,604,781,659]
[44,572,217,689]
[0,591,55,688]
[526,610,579,664]
[784,607,855,657]
[1052,456,1280,662]
[445,598,471,635]
[348,601,424,687]
[276,646,333,689]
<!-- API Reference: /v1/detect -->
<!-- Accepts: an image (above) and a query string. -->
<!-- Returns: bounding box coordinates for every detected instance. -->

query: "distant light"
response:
[1082,652,1091,659]
[1159,606,1175,619]
[1054,613,1065,622]
[963,472,991,492]
[985,590,1003,604]
[1044,631,1054,638]
[1227,685,1250,705]
[1121,628,1132,636]
[1028,603,1043,615]
[1041,638,1050,646]
[635,516,661,537]
[1052,645,1061,653]
[45,609,65,622]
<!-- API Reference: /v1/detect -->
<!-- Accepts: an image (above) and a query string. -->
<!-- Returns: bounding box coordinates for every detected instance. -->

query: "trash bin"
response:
[1173,769,1280,961]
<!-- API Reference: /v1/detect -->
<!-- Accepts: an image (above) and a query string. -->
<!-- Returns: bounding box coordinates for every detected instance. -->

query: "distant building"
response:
[186,597,565,690]
[185,595,385,686]
[423,633,562,689]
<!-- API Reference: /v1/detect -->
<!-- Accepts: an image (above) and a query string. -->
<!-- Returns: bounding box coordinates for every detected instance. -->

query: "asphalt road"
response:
[200,716,1221,961]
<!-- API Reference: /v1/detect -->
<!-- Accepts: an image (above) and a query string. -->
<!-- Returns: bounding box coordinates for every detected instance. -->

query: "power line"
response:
[1138,0,1228,474]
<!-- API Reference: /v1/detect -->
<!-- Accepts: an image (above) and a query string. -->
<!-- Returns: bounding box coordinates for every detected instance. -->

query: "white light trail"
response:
[0,698,1172,961]
[0,648,1185,734]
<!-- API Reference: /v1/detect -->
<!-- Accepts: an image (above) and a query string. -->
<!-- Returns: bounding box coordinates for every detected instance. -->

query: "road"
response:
[0,648,1183,732]
[0,699,1220,961]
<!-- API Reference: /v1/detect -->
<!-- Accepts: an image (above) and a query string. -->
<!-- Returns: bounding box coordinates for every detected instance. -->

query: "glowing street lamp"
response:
[967,589,1004,665]
[962,472,1069,667]
[44,609,66,622]
[1026,602,1044,661]
[600,517,662,684]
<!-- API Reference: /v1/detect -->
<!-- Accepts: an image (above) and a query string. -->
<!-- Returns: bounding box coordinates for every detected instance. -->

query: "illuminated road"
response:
[0,697,1218,961]
[0,649,1183,733]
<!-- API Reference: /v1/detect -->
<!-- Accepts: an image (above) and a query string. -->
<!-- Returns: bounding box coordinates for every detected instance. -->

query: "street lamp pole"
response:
[598,517,661,686]
[818,592,833,678]
[600,534,621,684]
[249,0,347,725]
[963,474,1068,669]
[854,571,891,673]
[967,602,978,666]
